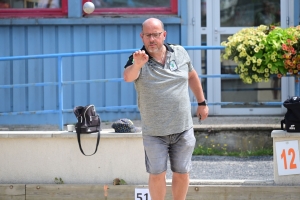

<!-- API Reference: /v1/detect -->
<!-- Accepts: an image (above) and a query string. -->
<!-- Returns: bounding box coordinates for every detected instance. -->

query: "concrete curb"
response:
[194,124,281,131]
[188,179,275,185]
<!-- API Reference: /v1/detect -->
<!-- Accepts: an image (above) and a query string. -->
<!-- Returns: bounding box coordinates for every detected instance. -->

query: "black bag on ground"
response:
[73,104,101,156]
[281,96,300,132]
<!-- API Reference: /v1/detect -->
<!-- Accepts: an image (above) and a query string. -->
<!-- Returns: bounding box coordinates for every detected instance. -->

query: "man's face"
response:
[140,22,166,53]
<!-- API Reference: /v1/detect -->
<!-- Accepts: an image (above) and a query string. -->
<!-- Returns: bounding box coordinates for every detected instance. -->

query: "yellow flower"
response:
[271,55,276,60]
[259,44,265,49]
[264,73,269,77]
[220,41,227,46]
[234,56,239,62]
[257,59,262,65]
[246,77,252,84]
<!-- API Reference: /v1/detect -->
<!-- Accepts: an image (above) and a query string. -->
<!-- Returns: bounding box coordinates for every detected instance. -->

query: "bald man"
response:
[124,18,209,200]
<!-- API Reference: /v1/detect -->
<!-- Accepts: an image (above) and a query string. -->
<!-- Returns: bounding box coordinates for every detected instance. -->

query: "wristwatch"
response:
[198,100,207,106]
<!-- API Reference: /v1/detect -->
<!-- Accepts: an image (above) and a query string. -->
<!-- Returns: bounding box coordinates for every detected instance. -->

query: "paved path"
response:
[103,116,282,129]
[1,115,282,130]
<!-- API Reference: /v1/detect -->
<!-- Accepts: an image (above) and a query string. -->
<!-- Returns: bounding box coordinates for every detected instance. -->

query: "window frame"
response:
[0,0,68,18]
[0,0,177,18]
[92,0,178,15]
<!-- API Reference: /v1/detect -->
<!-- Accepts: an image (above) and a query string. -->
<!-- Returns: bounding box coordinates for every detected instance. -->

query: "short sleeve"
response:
[124,54,134,68]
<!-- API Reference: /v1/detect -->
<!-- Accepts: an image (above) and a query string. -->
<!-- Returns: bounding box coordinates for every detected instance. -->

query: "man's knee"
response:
[149,171,166,180]
[172,172,189,180]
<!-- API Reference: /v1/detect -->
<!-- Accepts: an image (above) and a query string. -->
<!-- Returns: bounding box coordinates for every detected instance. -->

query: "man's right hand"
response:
[123,50,149,82]
[133,50,149,68]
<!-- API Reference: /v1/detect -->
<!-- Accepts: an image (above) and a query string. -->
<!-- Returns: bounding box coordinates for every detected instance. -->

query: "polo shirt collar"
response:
[141,43,174,59]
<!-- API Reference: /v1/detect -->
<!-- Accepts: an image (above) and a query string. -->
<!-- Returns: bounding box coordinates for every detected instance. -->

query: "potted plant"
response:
[221,25,300,85]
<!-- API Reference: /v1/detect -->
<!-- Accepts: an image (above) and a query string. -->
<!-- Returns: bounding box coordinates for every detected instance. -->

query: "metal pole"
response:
[296,77,300,96]
[57,56,63,131]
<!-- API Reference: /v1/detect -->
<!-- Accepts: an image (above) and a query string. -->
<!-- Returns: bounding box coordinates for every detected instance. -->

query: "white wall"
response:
[0,130,148,185]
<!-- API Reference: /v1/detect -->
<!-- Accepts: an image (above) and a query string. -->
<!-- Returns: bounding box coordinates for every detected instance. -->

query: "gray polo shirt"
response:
[124,43,194,136]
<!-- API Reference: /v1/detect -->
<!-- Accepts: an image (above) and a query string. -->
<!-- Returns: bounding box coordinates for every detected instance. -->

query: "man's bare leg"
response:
[172,172,189,200]
[148,171,166,200]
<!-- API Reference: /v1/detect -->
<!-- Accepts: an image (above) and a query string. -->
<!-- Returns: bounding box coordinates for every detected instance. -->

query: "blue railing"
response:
[0,46,282,130]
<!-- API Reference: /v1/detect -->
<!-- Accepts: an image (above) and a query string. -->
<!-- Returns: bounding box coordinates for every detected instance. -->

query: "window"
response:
[91,0,177,15]
[0,0,68,18]
[0,0,177,18]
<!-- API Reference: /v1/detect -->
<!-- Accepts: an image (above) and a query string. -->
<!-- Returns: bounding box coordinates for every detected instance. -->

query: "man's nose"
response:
[149,35,155,40]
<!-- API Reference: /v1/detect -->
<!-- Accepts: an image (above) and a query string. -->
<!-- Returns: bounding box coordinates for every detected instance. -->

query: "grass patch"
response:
[193,145,273,157]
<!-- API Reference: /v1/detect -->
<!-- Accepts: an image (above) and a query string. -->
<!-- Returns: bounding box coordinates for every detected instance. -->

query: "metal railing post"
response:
[57,56,64,131]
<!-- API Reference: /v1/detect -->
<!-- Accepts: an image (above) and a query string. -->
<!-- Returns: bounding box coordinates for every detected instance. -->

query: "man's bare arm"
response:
[188,69,209,120]
[123,50,149,82]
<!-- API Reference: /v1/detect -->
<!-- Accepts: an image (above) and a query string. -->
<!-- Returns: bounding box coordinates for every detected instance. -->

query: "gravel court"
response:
[166,155,274,181]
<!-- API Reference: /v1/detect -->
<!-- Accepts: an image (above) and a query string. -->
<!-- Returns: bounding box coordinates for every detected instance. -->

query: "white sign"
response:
[275,140,300,176]
[135,188,151,200]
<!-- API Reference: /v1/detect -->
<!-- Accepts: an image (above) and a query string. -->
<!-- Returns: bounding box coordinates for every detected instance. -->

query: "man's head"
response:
[140,18,167,54]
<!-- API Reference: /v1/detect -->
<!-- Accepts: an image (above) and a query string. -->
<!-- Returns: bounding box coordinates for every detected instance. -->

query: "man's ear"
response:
[163,31,167,40]
[140,32,143,39]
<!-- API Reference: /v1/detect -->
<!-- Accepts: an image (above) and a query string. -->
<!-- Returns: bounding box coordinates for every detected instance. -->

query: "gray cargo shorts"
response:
[143,127,196,174]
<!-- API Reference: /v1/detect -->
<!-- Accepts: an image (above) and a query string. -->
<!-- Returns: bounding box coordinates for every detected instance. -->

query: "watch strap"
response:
[198,100,207,106]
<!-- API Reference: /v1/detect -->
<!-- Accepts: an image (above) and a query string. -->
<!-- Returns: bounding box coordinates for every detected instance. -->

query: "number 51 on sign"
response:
[275,140,300,176]
[135,188,151,200]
